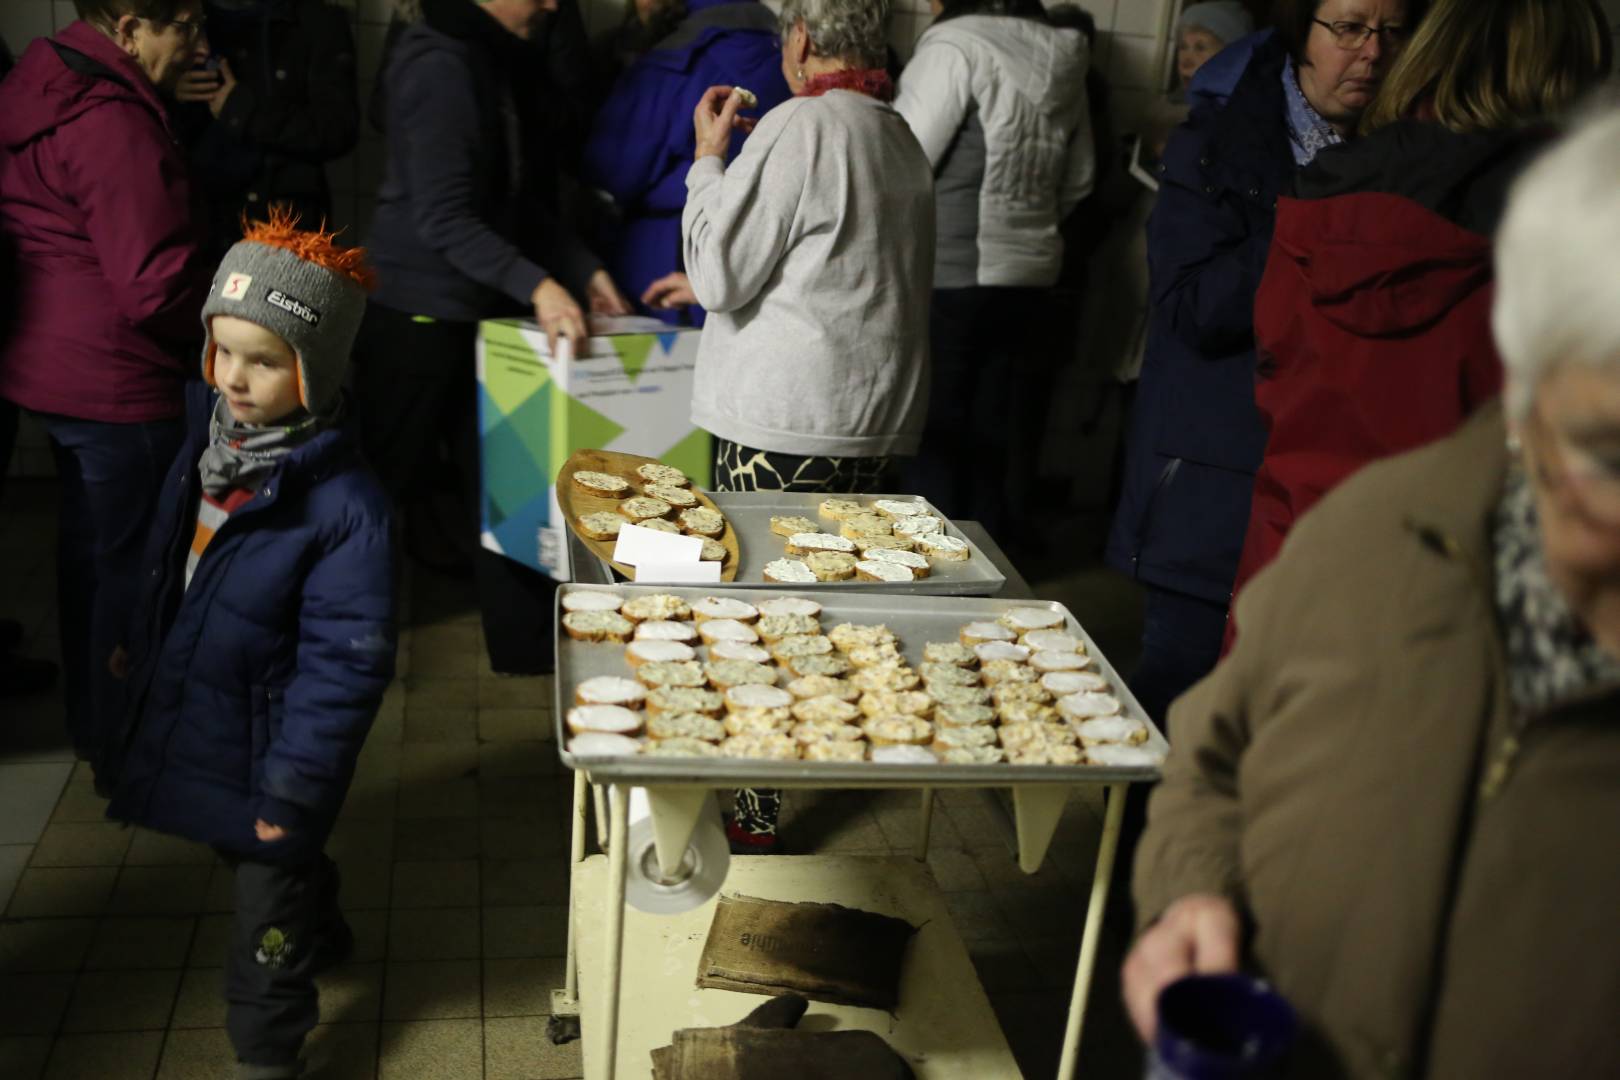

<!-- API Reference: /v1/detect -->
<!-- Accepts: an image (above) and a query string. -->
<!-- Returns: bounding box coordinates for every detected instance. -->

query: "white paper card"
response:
[613,523,703,566]
[634,560,722,583]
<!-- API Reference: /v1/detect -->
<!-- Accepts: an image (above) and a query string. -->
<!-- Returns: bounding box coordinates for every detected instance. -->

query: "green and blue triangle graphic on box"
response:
[662,425,714,488]
[479,383,551,532]
[477,319,711,577]
[615,334,656,384]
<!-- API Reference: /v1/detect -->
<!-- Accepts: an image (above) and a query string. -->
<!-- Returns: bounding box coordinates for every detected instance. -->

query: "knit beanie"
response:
[201,211,373,420]
[1176,1,1254,46]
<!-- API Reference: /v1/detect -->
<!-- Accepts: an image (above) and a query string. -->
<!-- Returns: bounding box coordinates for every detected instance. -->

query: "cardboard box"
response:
[477,316,710,579]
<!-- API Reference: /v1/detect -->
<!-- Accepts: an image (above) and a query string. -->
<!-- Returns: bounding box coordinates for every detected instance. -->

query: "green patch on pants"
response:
[256,927,293,969]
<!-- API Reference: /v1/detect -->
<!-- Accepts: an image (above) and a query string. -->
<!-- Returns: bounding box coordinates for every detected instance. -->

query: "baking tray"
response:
[553,583,1166,786]
[589,492,1008,597]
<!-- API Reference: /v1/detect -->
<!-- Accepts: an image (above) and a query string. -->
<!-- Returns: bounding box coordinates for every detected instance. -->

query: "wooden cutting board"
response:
[557,448,739,581]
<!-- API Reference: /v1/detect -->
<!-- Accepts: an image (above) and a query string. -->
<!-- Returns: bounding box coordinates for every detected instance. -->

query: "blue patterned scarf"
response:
[1281,55,1344,166]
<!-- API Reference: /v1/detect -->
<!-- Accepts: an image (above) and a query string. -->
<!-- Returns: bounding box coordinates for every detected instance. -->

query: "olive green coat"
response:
[1135,403,1620,1078]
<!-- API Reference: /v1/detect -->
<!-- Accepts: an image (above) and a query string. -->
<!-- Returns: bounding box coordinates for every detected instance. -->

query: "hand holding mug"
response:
[1122,893,1243,1041]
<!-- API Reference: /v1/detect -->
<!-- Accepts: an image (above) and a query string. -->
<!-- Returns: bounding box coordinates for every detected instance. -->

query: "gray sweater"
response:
[683,90,935,458]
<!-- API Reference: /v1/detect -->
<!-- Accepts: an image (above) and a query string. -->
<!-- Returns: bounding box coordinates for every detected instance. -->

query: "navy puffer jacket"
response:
[1105,31,1295,606]
[106,388,396,863]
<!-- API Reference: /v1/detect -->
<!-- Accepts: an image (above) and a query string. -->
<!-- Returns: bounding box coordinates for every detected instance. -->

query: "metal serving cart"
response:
[549,524,1160,1079]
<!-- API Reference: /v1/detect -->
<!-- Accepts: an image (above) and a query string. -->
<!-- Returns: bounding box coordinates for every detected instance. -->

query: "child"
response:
[104,211,396,1080]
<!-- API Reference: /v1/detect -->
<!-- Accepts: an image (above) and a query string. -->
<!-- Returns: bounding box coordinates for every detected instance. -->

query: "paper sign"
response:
[613,523,703,567]
[634,560,723,584]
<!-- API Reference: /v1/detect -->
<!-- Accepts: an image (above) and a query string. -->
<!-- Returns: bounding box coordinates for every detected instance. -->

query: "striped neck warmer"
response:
[197,393,329,498]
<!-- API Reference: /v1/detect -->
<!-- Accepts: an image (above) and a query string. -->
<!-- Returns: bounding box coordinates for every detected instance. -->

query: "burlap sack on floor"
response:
[695,894,917,1010]
[652,992,811,1078]
[657,1026,917,1079]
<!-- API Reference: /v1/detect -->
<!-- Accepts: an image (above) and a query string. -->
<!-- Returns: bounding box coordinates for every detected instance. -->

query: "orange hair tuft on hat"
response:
[201,205,376,418]
[240,205,377,293]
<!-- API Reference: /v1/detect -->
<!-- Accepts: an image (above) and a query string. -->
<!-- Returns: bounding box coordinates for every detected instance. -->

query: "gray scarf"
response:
[1492,469,1620,714]
[197,394,328,498]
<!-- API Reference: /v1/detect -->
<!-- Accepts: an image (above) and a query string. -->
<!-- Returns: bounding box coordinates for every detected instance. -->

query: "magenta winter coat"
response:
[0,21,212,422]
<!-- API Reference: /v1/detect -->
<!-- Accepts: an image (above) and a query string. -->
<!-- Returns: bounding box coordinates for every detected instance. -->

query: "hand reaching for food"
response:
[642,271,698,310]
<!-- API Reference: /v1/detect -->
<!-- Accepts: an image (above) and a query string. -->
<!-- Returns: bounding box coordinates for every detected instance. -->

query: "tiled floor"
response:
[0,479,1146,1079]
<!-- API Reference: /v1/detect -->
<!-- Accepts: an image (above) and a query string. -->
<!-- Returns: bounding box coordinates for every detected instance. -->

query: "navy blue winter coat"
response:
[106,388,396,863]
[1105,32,1294,606]
[367,0,602,322]
[582,0,788,324]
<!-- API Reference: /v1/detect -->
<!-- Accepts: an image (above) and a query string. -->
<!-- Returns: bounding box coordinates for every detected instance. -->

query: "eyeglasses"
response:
[1526,404,1620,527]
[1311,18,1409,50]
[148,15,207,43]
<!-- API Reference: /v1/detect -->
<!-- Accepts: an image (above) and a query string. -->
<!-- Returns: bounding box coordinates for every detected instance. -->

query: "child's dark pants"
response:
[223,852,346,1078]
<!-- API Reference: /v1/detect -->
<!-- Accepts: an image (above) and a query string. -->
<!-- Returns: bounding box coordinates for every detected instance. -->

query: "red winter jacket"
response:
[1227,122,1534,615]
[0,22,212,422]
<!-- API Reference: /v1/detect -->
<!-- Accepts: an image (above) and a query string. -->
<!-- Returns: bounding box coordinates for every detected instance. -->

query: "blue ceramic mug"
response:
[1147,974,1298,1079]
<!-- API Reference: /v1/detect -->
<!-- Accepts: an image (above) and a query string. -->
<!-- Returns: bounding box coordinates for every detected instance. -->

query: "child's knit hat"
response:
[1176,1,1254,46]
[201,209,374,419]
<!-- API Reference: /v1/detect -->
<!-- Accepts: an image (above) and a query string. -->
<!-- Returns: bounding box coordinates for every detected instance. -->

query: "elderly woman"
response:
[1124,110,1620,1078]
[0,0,214,765]
[648,0,933,847]
[670,0,932,488]
[1105,0,1423,725]
[1229,0,1613,610]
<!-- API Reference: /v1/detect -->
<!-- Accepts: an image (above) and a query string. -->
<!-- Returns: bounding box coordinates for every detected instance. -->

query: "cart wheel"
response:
[546,1013,582,1045]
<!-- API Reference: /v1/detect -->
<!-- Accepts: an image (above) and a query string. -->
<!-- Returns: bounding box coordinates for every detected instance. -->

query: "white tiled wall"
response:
[0,0,1179,479]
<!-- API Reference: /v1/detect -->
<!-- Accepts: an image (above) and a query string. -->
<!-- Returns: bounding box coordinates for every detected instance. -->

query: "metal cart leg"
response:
[592,782,610,853]
[548,770,590,1041]
[914,788,935,861]
[565,770,588,1000]
[600,784,631,1080]
[1056,782,1128,1080]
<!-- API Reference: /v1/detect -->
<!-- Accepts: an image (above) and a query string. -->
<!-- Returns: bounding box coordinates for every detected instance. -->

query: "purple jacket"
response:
[0,21,212,422]
[582,0,789,324]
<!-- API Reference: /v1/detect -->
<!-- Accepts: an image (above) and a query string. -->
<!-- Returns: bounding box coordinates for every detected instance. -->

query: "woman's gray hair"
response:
[1493,103,1620,420]
[778,0,892,69]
